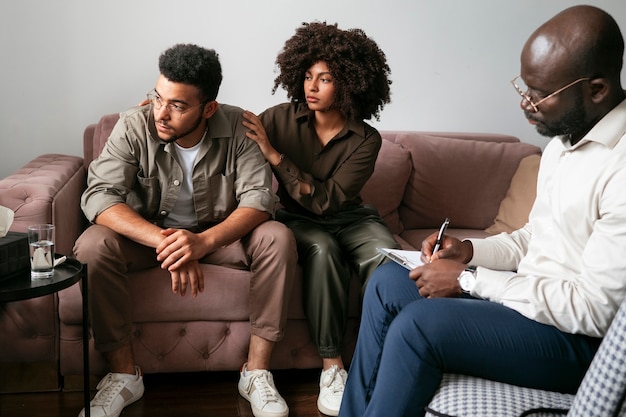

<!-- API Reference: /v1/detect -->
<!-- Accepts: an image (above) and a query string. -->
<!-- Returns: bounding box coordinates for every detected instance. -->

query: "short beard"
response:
[526,93,588,139]
[158,113,204,144]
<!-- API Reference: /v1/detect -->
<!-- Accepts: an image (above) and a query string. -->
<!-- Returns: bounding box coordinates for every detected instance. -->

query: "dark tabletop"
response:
[0,257,83,302]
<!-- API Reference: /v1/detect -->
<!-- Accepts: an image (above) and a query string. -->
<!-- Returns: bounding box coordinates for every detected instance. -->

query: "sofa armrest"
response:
[0,154,86,256]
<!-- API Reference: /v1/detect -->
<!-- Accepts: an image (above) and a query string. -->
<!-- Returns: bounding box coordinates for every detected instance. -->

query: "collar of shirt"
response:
[560,98,626,150]
[293,102,366,140]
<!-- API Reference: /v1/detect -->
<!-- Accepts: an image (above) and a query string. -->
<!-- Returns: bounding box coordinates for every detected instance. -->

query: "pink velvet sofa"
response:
[0,113,542,391]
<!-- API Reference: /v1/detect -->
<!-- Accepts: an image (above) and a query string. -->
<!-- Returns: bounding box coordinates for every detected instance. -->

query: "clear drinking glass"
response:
[28,224,55,279]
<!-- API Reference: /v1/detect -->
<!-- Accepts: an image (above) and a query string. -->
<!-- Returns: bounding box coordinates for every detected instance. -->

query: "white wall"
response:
[1,0,625,178]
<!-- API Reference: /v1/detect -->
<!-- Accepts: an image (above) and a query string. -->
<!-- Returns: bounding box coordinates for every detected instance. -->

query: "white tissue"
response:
[0,205,14,238]
[32,246,53,269]
[54,255,67,267]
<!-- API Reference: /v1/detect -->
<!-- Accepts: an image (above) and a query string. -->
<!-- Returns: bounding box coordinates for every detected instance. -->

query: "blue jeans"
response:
[339,262,601,417]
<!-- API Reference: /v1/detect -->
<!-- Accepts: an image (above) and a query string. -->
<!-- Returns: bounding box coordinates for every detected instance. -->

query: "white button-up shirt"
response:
[470,98,626,337]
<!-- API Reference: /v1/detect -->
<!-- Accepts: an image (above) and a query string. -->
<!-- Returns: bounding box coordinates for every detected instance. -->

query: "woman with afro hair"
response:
[243,21,400,416]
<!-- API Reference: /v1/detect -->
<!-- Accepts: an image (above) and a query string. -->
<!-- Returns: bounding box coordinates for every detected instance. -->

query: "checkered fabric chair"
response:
[425,298,626,417]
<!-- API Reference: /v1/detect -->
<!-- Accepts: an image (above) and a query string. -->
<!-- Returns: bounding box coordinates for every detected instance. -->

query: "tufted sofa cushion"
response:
[57,262,360,375]
[0,155,85,256]
[0,154,86,391]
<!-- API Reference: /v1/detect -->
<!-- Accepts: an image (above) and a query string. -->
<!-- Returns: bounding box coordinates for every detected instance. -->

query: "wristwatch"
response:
[458,267,477,293]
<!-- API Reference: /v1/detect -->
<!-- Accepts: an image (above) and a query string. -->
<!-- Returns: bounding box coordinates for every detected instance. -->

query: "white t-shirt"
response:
[163,141,202,228]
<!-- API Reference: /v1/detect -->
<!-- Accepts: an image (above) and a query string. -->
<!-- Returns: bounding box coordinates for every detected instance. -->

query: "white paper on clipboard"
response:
[377,248,424,270]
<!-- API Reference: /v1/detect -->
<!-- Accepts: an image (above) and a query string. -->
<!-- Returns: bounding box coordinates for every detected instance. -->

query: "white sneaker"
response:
[238,363,289,417]
[78,366,144,417]
[317,365,348,416]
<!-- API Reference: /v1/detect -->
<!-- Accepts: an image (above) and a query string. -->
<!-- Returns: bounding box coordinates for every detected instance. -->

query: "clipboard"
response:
[377,248,424,270]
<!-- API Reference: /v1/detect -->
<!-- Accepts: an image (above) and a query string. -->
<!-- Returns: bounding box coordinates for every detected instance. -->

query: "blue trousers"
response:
[339,262,601,417]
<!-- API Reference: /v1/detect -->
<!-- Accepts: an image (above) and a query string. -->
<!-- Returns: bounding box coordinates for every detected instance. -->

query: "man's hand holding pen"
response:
[431,217,449,256]
[411,218,475,298]
[420,219,473,264]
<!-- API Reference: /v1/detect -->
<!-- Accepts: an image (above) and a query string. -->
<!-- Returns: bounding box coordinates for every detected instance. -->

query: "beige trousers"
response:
[73,220,297,353]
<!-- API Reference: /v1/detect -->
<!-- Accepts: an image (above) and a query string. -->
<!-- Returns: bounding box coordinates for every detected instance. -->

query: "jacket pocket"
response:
[208,172,237,219]
[128,174,161,219]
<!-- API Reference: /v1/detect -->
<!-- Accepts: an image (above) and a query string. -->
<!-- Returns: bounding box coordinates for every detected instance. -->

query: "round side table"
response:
[0,258,91,417]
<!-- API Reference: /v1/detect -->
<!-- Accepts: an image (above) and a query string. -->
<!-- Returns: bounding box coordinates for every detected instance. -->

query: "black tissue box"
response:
[0,231,30,281]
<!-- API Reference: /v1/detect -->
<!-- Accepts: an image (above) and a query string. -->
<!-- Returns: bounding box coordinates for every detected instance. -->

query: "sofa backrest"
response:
[83,113,120,169]
[83,117,542,236]
[361,131,542,235]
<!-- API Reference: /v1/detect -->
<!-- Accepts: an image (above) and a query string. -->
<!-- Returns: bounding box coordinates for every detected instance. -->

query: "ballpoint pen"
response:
[432,217,450,255]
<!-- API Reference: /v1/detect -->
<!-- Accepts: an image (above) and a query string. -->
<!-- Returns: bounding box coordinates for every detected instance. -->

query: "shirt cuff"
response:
[471,266,517,300]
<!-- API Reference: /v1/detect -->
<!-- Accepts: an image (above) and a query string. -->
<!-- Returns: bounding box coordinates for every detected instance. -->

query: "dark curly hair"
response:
[273,22,392,121]
[159,43,223,102]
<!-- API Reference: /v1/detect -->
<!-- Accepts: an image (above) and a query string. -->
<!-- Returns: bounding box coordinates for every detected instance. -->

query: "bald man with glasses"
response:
[340,5,626,417]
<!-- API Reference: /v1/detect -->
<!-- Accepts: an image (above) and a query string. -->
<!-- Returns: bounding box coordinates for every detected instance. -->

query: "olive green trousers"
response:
[276,205,400,358]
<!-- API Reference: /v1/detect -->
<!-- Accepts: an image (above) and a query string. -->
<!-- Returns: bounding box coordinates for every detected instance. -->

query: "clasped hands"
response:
[411,232,474,298]
[157,228,209,298]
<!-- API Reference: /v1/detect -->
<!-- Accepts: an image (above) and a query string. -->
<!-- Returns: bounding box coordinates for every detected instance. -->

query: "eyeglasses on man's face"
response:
[510,76,591,112]
[146,89,204,120]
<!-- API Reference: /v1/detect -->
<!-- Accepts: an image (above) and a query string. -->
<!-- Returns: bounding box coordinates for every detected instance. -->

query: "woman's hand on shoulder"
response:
[242,110,278,161]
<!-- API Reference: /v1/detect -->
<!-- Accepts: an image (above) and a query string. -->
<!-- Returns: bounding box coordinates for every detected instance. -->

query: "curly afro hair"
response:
[273,22,392,121]
[159,43,223,102]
